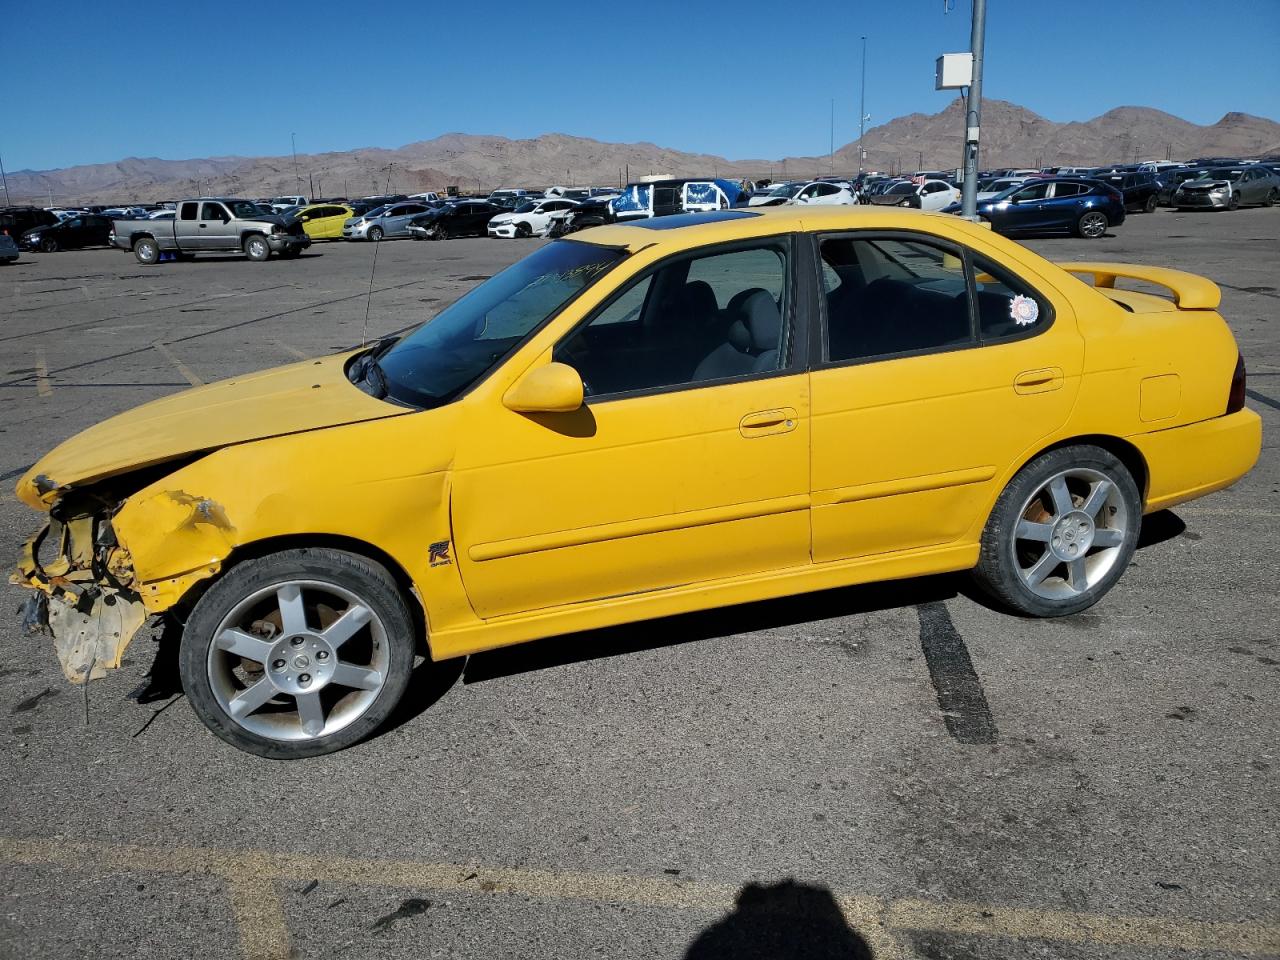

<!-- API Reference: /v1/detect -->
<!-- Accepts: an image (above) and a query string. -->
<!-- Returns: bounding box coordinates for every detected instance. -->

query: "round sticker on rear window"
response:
[1010,294,1039,326]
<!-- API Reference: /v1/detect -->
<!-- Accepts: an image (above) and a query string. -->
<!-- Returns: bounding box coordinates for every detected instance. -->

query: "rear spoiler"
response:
[1057,261,1220,310]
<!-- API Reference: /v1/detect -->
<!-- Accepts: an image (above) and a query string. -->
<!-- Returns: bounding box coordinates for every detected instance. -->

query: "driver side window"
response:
[555,243,790,399]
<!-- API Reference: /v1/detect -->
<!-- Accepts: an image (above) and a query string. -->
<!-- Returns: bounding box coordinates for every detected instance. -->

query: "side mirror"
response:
[503,362,584,414]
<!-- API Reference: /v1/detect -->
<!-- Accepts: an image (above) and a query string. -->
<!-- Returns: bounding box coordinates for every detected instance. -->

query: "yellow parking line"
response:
[34,350,52,397]
[152,341,204,386]
[273,340,310,361]
[1,837,1275,959]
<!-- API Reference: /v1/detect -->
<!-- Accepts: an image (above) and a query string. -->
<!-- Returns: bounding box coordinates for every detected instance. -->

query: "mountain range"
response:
[5,99,1278,205]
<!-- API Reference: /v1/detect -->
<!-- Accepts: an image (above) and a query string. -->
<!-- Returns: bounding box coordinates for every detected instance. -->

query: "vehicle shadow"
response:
[461,573,960,686]
[684,880,873,959]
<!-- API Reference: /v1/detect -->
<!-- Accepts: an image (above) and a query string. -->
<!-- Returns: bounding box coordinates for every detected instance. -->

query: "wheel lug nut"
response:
[316,651,329,661]
[290,636,304,646]
[272,659,286,670]
[299,673,311,685]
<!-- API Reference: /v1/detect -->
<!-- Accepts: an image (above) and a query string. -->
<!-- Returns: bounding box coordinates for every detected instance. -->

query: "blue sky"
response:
[4,0,1279,172]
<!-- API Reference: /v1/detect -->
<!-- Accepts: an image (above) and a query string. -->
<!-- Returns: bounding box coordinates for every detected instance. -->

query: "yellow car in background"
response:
[291,203,354,239]
[12,207,1261,757]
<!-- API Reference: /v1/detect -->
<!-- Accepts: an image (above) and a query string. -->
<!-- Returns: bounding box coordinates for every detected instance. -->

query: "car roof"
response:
[578,205,1020,254]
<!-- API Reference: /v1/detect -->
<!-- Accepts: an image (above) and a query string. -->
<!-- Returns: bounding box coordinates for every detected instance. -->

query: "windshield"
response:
[513,202,538,213]
[362,205,389,219]
[768,183,802,198]
[377,241,626,408]
[1206,168,1243,181]
[887,182,916,194]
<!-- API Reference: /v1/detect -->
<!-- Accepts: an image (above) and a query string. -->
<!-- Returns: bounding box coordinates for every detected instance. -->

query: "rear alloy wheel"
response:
[39,236,59,253]
[133,237,160,265]
[367,225,384,242]
[1076,211,1108,239]
[180,548,416,758]
[244,235,271,261]
[972,445,1140,617]
[1144,193,1158,213]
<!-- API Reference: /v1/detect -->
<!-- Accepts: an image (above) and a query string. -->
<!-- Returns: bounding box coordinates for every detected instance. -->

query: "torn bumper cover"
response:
[11,521,148,684]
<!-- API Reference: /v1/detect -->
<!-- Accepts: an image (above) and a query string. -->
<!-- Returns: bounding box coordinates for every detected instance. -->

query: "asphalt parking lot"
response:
[0,211,1277,960]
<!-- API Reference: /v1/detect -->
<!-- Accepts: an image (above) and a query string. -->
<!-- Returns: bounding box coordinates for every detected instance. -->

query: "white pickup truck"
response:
[110,198,311,264]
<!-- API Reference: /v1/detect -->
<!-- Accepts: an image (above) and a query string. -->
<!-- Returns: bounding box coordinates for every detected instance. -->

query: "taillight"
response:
[1227,352,1246,414]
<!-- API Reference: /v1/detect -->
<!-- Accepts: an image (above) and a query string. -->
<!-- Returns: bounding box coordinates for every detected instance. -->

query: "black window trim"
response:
[806,228,1056,371]
[555,233,808,406]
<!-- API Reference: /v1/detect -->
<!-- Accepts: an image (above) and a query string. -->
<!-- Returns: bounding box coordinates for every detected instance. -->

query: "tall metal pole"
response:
[960,0,987,219]
[830,99,835,173]
[858,36,867,173]
[291,132,301,196]
[0,153,11,207]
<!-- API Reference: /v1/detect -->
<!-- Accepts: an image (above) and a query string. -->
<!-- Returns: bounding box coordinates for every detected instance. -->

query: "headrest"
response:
[740,290,782,352]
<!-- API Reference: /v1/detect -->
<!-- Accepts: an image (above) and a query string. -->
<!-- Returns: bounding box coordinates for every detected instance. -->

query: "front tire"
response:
[39,236,59,252]
[1076,211,1109,239]
[430,224,449,241]
[1227,194,1240,211]
[179,548,416,758]
[133,237,159,265]
[1144,193,1158,213]
[367,226,384,242]
[972,445,1141,618]
[244,235,271,261]
[516,221,532,238]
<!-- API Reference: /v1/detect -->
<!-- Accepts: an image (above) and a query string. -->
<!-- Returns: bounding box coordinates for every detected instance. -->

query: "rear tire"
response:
[972,445,1141,618]
[1076,211,1108,238]
[244,235,271,261]
[133,237,160,265]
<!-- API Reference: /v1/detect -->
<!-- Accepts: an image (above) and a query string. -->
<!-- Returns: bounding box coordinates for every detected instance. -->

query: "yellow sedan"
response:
[291,203,353,239]
[12,207,1261,757]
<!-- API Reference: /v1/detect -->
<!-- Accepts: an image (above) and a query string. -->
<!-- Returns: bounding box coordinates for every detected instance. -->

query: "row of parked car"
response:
[3,154,1278,262]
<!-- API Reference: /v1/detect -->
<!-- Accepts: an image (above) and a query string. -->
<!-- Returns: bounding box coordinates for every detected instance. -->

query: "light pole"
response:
[959,0,987,219]
[829,99,835,173]
[291,132,301,196]
[858,36,868,173]
[0,153,10,207]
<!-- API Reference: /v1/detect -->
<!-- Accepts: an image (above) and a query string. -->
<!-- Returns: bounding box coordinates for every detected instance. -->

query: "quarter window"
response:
[555,242,789,397]
[179,202,198,220]
[971,253,1051,341]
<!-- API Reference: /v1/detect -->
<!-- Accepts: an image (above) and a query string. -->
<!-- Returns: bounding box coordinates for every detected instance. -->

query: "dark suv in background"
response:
[1091,170,1163,212]
[1,206,59,240]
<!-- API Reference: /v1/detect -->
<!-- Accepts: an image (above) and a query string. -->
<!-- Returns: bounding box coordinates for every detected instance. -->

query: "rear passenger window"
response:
[820,237,973,363]
[971,253,1051,341]
[179,202,198,220]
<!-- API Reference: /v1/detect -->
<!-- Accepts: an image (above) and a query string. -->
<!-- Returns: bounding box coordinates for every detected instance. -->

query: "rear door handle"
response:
[740,408,798,438]
[1014,367,1064,394]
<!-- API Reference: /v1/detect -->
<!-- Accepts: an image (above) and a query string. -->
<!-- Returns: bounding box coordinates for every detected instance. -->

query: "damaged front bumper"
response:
[12,520,148,684]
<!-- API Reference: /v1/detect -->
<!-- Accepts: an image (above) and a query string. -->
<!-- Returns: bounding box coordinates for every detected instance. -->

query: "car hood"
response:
[1180,178,1232,188]
[16,352,409,510]
[489,213,514,224]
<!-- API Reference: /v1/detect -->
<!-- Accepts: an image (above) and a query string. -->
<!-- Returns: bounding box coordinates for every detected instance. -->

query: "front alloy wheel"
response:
[180,548,415,757]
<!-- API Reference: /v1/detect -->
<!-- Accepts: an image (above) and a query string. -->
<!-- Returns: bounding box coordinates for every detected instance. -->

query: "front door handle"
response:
[1014,367,1064,394]
[740,407,798,438]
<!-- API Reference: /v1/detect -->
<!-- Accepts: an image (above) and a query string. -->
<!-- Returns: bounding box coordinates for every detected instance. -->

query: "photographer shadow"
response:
[685,880,873,960]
